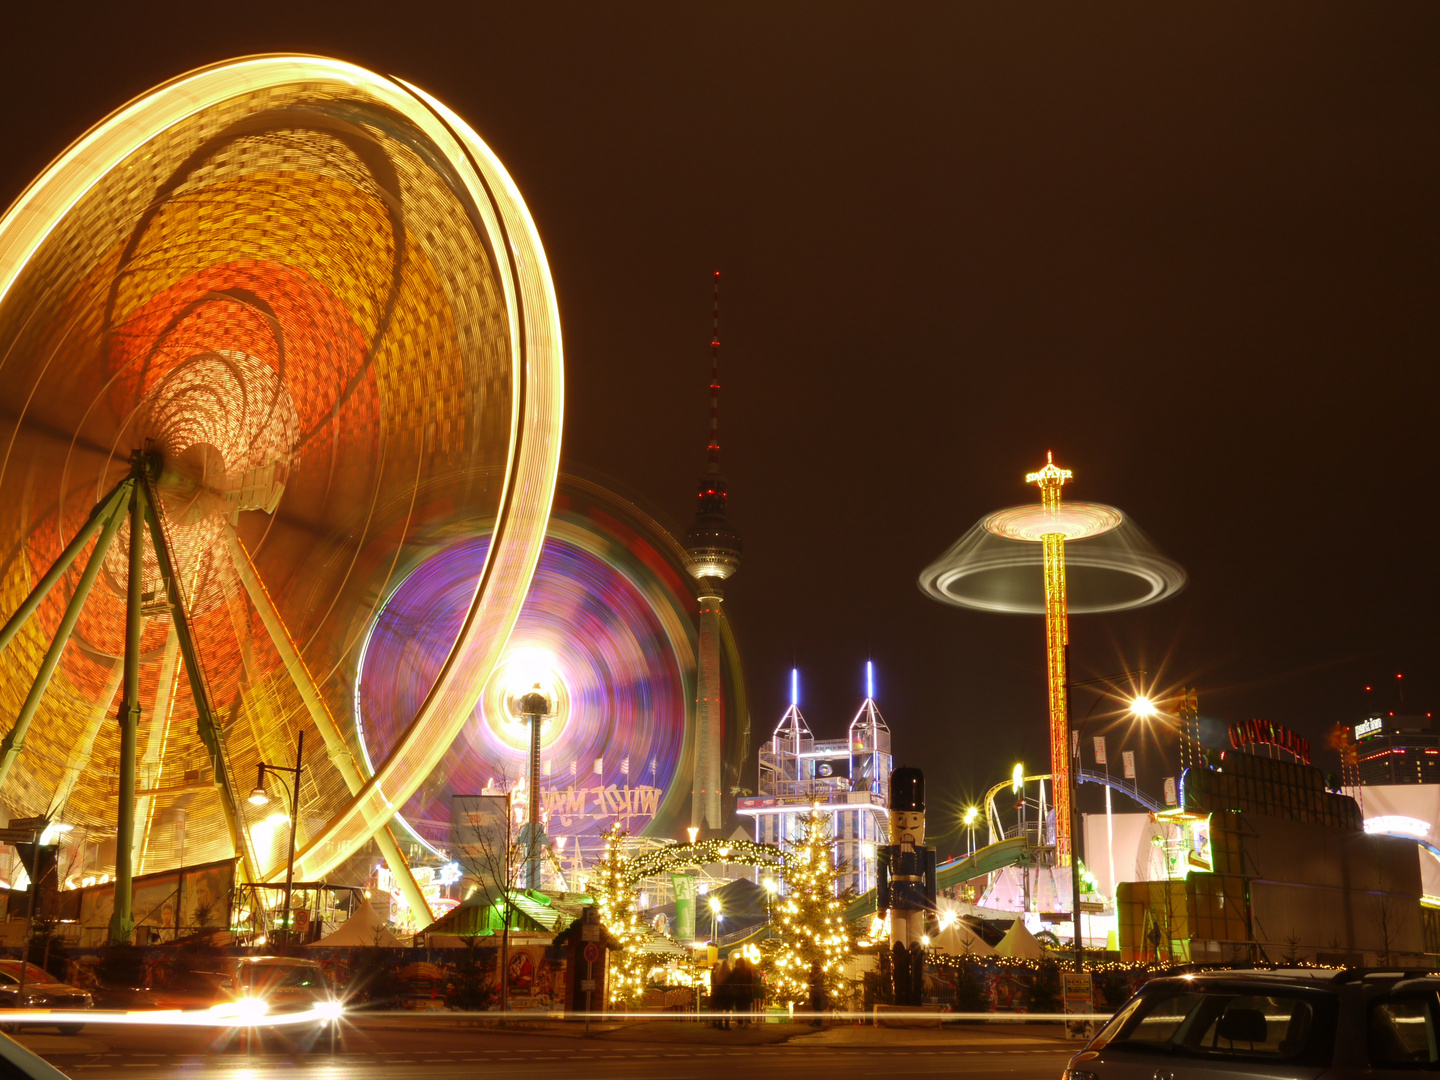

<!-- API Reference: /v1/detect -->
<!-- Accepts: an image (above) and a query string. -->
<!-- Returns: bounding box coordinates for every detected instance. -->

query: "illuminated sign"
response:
[1364,815,1430,839]
[1229,718,1311,764]
[1355,717,1384,740]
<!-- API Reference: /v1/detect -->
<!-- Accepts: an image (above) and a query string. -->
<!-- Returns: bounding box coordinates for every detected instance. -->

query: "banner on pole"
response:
[1093,736,1107,765]
[1122,751,1136,779]
[1163,777,1177,806]
[671,873,697,940]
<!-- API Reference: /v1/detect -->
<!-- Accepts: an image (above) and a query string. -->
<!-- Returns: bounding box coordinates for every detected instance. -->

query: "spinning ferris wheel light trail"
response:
[0,56,563,941]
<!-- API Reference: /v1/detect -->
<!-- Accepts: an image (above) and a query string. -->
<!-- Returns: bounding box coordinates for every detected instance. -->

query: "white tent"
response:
[309,899,406,948]
[993,918,1045,959]
[931,918,995,957]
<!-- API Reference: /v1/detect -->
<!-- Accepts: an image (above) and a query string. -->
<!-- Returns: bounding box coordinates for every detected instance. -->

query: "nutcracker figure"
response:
[876,766,938,1006]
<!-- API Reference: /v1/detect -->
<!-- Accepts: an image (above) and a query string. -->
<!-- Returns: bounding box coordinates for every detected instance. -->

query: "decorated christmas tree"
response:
[761,810,856,1004]
[589,823,649,1005]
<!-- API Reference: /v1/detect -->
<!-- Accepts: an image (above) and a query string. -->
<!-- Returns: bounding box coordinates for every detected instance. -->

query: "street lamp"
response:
[252,730,304,946]
[508,684,552,890]
[962,807,979,858]
[708,895,722,940]
[1011,764,1024,840]
[1067,671,1148,970]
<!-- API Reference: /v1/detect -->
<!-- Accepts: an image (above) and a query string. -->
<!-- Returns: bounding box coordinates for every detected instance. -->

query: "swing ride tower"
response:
[1026,452,1076,866]
[920,453,1187,870]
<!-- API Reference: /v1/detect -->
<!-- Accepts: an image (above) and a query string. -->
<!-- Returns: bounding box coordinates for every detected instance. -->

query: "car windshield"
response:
[243,964,323,991]
[1097,985,1334,1063]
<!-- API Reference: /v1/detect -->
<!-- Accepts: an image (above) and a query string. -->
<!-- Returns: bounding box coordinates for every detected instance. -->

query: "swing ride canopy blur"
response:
[919,503,1187,615]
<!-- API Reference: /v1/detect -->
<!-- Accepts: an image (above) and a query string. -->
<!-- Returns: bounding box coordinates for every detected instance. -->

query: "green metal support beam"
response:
[109,481,145,945]
[0,481,132,793]
[0,480,131,660]
[141,476,258,881]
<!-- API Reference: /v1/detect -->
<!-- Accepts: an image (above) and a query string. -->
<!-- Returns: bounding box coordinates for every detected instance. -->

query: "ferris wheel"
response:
[0,56,563,939]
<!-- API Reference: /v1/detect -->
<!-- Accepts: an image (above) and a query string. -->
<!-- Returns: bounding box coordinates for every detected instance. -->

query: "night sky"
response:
[3,4,1436,851]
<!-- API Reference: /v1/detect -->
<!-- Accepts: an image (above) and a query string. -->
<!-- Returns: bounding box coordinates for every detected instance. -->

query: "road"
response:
[13,1016,1077,1079]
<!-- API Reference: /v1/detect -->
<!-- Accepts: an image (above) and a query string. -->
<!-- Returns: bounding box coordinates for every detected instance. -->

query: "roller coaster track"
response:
[1076,768,1162,812]
[840,772,1161,924]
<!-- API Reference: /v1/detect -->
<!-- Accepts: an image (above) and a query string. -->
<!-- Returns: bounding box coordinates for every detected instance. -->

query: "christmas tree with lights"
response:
[761,810,856,1004]
[590,823,649,1005]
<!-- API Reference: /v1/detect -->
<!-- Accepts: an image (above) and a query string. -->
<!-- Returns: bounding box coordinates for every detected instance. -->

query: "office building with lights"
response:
[737,667,892,896]
[1356,713,1440,786]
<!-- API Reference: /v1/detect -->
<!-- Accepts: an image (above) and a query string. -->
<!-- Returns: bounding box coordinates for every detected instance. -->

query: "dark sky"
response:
[4,3,1437,849]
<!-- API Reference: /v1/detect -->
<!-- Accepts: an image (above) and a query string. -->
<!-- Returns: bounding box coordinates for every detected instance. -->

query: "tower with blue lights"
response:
[740,665,893,896]
[685,271,742,834]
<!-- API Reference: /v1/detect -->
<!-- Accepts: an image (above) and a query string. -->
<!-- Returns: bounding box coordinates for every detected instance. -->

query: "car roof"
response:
[0,961,57,978]
[235,956,321,967]
[1147,968,1440,993]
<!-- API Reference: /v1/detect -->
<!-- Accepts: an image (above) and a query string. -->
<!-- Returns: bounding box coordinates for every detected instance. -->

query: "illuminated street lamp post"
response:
[1066,674,1147,970]
[1012,764,1025,840]
[962,807,979,858]
[709,895,723,941]
[249,730,303,945]
[511,684,552,890]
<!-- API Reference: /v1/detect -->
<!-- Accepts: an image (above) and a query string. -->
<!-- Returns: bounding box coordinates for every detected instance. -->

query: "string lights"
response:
[591,823,650,1006]
[760,810,855,1004]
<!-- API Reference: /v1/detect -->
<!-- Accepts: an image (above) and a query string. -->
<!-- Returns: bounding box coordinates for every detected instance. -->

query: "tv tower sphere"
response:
[685,481,742,581]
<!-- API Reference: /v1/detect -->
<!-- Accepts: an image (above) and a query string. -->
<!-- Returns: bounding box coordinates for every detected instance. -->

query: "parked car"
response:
[0,1030,71,1079]
[0,962,92,1035]
[1064,968,1440,1079]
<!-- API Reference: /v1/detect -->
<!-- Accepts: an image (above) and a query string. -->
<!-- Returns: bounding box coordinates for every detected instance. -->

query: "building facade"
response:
[1356,714,1440,786]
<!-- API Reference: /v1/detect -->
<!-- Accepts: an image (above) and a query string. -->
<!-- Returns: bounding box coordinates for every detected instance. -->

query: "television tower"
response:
[685,271,741,834]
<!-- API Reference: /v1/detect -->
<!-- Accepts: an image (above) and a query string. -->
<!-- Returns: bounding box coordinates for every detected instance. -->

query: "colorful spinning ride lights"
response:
[354,529,691,857]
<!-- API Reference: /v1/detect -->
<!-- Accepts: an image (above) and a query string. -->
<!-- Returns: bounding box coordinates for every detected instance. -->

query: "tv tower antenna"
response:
[685,271,742,835]
[707,270,722,471]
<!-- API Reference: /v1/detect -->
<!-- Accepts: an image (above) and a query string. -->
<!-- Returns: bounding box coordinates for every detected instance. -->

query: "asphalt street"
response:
[13,1017,1078,1079]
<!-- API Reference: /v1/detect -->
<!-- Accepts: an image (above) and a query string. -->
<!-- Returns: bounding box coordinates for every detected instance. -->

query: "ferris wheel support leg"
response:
[0,479,132,660]
[0,480,132,794]
[222,527,432,923]
[110,481,147,946]
[140,480,258,883]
